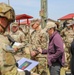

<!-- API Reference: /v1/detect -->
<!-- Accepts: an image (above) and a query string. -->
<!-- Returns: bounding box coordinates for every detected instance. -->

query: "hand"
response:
[30,51,37,57]
[24,70,31,75]
[15,63,18,67]
[14,47,18,52]
[37,47,42,53]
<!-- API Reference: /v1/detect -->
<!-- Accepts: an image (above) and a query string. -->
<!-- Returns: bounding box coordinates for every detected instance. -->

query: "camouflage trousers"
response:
[64,47,71,71]
[32,54,48,75]
[0,66,25,75]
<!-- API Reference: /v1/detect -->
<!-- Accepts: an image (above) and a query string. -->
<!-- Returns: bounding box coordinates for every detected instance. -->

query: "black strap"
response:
[0,24,5,30]
[0,22,9,32]
[31,30,36,35]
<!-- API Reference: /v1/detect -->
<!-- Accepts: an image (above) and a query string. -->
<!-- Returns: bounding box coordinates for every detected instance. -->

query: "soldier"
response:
[61,20,74,73]
[0,2,31,75]
[30,20,48,50]
[30,20,48,75]
[10,22,25,43]
[9,22,27,56]
[10,22,33,60]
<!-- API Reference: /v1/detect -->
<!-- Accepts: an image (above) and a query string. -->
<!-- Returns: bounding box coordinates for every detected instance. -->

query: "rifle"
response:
[6,34,15,47]
[6,34,27,54]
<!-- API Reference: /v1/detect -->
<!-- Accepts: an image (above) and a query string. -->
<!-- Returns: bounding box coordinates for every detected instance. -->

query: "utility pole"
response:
[40,0,48,29]
[8,0,10,5]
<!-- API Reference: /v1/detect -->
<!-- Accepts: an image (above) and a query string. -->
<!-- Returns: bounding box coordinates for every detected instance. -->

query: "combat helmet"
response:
[11,22,18,26]
[0,3,15,23]
[66,20,73,27]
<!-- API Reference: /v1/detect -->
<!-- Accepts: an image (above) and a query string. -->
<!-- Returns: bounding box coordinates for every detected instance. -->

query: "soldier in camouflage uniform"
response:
[0,2,37,75]
[0,2,26,75]
[10,22,25,43]
[10,22,26,56]
[30,21,48,75]
[61,20,74,73]
[30,21,48,49]
[10,22,32,60]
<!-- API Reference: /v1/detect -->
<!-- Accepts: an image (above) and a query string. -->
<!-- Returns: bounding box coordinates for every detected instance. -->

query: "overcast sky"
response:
[0,0,74,20]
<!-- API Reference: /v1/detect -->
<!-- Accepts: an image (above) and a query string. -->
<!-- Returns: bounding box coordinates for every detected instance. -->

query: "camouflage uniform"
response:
[31,28,48,74]
[31,29,48,49]
[0,35,26,75]
[19,25,30,44]
[61,26,74,72]
[10,25,32,61]
[0,3,26,75]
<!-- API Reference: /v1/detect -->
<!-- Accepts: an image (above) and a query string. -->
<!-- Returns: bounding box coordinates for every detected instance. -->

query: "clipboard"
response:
[17,57,39,71]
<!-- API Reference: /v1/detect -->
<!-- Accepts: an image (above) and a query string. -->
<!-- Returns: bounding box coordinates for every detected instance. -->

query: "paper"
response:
[13,42,22,46]
[17,57,39,71]
[6,45,14,52]
[12,42,22,48]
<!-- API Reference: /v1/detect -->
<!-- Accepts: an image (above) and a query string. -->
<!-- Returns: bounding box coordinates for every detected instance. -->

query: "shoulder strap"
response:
[31,30,36,35]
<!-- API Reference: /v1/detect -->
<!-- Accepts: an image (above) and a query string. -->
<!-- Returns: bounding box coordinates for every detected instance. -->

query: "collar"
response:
[49,31,58,40]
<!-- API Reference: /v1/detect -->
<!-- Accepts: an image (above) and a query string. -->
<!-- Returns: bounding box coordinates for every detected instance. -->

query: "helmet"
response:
[0,3,15,23]
[45,22,56,30]
[66,20,73,27]
[11,22,18,26]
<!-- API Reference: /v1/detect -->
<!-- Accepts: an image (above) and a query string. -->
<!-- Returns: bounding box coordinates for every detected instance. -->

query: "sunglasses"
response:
[46,28,51,32]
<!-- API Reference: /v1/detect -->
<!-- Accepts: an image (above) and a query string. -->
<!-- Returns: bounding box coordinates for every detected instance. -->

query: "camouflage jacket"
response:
[0,34,16,73]
[30,29,48,50]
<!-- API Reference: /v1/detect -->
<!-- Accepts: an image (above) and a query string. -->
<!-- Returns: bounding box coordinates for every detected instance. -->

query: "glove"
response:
[15,63,18,67]
[24,70,31,75]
